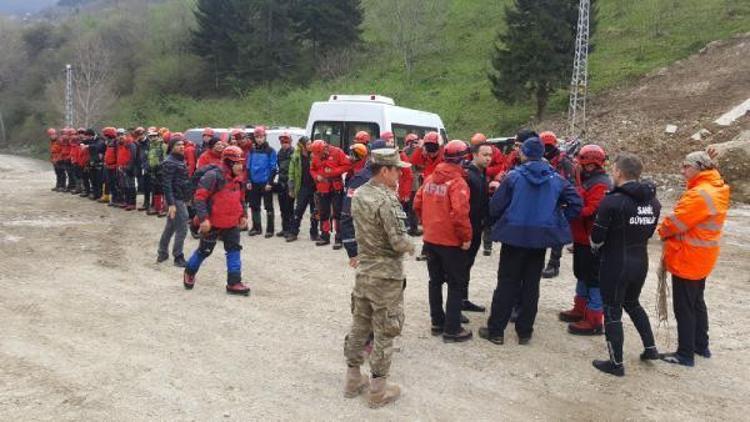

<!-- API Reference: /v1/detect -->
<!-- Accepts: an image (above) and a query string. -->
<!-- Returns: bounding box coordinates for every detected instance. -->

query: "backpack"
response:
[190,164,222,197]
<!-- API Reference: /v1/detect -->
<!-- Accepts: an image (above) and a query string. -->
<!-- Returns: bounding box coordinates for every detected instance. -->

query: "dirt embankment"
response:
[1,154,749,420]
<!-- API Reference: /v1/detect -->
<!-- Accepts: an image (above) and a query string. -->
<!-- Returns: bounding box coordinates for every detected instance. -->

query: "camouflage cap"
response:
[371,148,411,168]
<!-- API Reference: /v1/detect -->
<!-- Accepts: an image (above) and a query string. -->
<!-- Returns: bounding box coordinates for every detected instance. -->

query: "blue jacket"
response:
[341,164,373,258]
[247,143,278,184]
[489,160,582,249]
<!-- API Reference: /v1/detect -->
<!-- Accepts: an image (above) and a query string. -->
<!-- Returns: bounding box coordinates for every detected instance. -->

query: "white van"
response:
[305,95,448,150]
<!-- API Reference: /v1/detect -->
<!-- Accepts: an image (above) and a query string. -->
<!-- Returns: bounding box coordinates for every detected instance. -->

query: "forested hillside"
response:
[0,0,748,155]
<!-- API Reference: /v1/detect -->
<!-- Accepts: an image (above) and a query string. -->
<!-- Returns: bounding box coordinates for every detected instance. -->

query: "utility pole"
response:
[65,64,74,127]
[568,0,590,139]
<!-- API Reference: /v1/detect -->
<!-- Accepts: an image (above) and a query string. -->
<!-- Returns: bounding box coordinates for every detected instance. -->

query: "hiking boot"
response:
[316,233,331,246]
[247,228,262,236]
[659,352,694,367]
[156,253,169,263]
[478,327,504,345]
[343,366,370,398]
[285,234,298,242]
[518,336,532,345]
[443,328,473,343]
[332,239,343,250]
[276,231,287,237]
[541,263,559,279]
[559,296,587,322]
[462,300,485,313]
[368,377,400,408]
[183,271,196,290]
[640,347,660,361]
[430,324,444,336]
[568,309,604,336]
[482,249,492,257]
[695,347,712,359]
[592,359,624,377]
[173,255,186,268]
[226,282,250,296]
[264,232,273,239]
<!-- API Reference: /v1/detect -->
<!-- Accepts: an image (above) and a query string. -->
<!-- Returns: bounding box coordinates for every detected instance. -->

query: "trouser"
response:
[672,276,708,361]
[105,167,119,202]
[158,200,188,258]
[402,198,419,232]
[482,226,493,254]
[249,183,274,233]
[149,167,163,195]
[573,244,602,311]
[72,164,83,191]
[319,190,343,240]
[140,168,152,207]
[62,160,74,189]
[425,242,468,335]
[464,228,483,301]
[136,168,145,194]
[186,227,243,285]
[487,244,546,338]
[290,184,318,236]
[90,166,103,198]
[344,274,405,377]
[118,168,136,206]
[601,254,655,365]
[54,162,67,189]
[277,188,295,233]
[546,245,563,268]
[80,167,91,194]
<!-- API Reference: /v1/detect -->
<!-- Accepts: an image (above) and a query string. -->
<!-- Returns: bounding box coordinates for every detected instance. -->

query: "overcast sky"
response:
[0,0,58,15]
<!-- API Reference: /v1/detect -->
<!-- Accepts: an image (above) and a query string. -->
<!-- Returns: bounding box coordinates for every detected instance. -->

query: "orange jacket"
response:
[414,162,472,247]
[50,138,62,162]
[658,169,730,281]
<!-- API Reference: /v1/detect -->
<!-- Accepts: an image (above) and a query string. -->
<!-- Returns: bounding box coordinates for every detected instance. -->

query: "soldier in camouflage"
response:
[343,148,415,409]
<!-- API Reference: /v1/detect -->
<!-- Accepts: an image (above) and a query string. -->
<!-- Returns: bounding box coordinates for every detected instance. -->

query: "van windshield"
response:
[312,121,379,151]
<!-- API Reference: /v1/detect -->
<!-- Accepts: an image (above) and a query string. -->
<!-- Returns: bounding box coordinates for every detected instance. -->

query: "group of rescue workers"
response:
[46,124,730,408]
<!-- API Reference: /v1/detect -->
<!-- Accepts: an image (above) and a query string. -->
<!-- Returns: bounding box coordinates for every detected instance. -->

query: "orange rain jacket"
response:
[658,169,730,281]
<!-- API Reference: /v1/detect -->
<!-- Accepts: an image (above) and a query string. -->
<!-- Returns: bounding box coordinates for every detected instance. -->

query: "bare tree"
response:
[72,33,117,128]
[366,0,448,76]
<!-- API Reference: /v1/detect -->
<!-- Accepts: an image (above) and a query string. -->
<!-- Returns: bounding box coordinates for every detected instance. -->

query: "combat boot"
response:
[568,308,603,335]
[559,296,587,322]
[368,376,400,408]
[343,366,369,398]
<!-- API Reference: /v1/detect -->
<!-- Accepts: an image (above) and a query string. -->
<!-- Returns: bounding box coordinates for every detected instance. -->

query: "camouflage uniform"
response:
[344,155,414,377]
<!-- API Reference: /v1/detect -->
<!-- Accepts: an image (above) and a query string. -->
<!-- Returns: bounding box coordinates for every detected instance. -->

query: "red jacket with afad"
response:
[194,166,247,229]
[570,170,611,245]
[658,169,730,281]
[409,147,443,179]
[398,151,414,202]
[310,146,351,193]
[116,140,135,169]
[414,162,472,247]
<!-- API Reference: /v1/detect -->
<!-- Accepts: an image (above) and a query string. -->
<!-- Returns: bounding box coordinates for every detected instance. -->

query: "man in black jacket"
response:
[157,135,190,267]
[275,133,295,237]
[590,153,661,376]
[463,142,492,313]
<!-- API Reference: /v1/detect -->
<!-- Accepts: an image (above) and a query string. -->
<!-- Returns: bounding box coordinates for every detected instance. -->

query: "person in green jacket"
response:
[146,130,168,216]
[286,137,320,242]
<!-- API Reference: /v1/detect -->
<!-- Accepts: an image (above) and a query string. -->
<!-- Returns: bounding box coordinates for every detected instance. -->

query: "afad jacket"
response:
[310,146,351,193]
[194,165,248,229]
[570,169,612,245]
[414,162,472,247]
[658,169,730,281]
[489,160,582,249]
[104,137,118,169]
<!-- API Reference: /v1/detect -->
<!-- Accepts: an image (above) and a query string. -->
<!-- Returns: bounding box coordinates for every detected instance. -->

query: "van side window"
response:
[346,123,379,148]
[392,124,437,149]
[312,122,344,148]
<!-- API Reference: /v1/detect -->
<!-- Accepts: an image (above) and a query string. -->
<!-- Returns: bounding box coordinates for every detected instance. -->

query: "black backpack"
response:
[190,164,222,198]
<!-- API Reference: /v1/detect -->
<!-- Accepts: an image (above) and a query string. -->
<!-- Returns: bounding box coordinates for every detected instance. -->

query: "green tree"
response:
[488,0,596,120]
[291,0,363,59]
[191,0,239,91]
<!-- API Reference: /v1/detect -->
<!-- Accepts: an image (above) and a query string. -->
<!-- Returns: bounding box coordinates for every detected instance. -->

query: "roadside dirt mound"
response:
[544,32,750,179]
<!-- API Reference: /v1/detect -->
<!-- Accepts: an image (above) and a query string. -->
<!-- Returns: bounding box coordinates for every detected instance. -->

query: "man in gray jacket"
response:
[157,134,190,267]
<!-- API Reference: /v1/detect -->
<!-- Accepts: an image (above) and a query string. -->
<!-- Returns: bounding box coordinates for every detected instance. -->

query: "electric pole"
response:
[568,0,590,139]
[65,64,74,127]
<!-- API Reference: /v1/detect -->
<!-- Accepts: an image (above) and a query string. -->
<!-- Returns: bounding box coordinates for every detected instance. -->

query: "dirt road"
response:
[1,154,748,421]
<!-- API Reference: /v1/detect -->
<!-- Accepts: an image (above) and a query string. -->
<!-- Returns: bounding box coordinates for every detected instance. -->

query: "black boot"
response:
[173,255,187,268]
[264,212,274,238]
[541,262,559,278]
[592,360,624,377]
[249,210,262,236]
[462,300,485,313]
[316,232,331,246]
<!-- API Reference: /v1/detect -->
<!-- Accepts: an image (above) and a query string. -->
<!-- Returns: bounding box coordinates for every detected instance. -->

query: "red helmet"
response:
[470,133,487,146]
[202,128,215,137]
[310,139,327,155]
[47,128,57,137]
[380,131,394,141]
[423,131,440,145]
[444,140,469,161]
[578,144,606,166]
[162,131,172,143]
[102,127,117,138]
[279,131,291,141]
[134,126,145,135]
[354,131,370,144]
[539,131,557,146]
[254,126,266,138]
[222,145,244,162]
[171,132,184,142]
[231,129,243,140]
[405,133,419,144]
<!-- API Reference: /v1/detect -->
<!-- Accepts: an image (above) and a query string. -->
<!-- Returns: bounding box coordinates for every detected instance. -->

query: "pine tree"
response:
[191,0,239,91]
[488,0,597,121]
[291,0,363,59]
